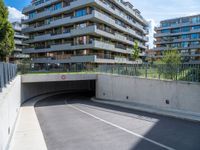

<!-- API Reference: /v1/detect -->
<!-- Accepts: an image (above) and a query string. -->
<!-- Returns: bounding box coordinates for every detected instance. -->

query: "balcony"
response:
[22,0,95,23]
[22,13,94,33]
[32,55,96,63]
[13,53,29,58]
[22,10,146,44]
[155,38,200,44]
[25,26,95,43]
[23,0,59,14]
[155,22,200,30]
[22,0,147,33]
[23,40,134,54]
[153,45,200,51]
[32,54,136,64]
[14,40,23,45]
[112,0,147,25]
[94,0,146,33]
[155,28,200,38]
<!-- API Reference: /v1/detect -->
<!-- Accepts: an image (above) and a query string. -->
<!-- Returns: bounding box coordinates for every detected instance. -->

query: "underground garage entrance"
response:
[21,80,96,103]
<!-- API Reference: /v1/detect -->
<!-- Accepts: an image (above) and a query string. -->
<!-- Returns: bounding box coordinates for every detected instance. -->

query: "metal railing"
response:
[0,62,18,91]
[19,63,200,82]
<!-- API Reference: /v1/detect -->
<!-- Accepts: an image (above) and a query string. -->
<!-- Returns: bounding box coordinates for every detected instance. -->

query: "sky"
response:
[4,0,200,48]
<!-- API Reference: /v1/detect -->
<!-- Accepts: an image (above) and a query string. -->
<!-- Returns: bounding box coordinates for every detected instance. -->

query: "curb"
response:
[8,91,67,150]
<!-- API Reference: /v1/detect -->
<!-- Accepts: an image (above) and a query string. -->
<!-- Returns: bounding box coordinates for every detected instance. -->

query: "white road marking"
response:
[69,105,176,150]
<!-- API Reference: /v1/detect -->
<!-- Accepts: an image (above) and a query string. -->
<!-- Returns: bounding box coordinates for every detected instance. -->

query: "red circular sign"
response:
[61,75,66,80]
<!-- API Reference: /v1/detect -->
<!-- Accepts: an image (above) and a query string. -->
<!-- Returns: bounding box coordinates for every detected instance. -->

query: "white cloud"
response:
[8,6,25,23]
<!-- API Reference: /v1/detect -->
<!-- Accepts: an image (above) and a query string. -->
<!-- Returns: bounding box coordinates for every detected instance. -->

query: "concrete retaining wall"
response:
[96,74,200,115]
[0,76,21,150]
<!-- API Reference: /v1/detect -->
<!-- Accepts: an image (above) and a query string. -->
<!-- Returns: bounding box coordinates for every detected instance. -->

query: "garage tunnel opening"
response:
[22,80,96,104]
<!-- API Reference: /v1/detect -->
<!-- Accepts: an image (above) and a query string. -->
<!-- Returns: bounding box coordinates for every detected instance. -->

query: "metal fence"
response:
[0,62,18,91]
[97,64,200,82]
[19,63,200,82]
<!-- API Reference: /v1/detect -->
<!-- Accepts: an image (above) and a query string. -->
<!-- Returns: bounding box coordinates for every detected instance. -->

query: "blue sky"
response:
[4,0,31,11]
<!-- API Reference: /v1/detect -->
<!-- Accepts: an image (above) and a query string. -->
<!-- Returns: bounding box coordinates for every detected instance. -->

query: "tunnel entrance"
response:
[22,80,96,103]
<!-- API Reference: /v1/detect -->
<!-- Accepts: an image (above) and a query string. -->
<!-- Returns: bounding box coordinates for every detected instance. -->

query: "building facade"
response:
[154,15,200,63]
[22,0,148,70]
[10,22,29,63]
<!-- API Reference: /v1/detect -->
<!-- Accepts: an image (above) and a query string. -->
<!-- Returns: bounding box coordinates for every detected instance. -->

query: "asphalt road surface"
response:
[35,93,200,150]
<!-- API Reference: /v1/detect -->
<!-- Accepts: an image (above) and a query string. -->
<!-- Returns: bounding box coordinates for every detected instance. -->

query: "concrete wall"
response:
[96,74,200,114]
[22,74,96,83]
[0,76,21,150]
[21,80,94,103]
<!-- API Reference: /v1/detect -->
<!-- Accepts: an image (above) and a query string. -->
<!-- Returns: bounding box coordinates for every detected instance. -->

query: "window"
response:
[161,22,169,27]
[181,42,189,48]
[45,6,53,11]
[171,43,180,48]
[161,29,170,33]
[182,17,189,23]
[191,33,199,39]
[54,3,62,10]
[75,9,87,17]
[192,26,200,30]
[171,28,180,33]
[182,34,189,39]
[75,36,87,45]
[29,11,36,19]
[115,19,126,28]
[170,19,180,26]
[76,23,87,29]
[191,41,199,46]
[181,27,190,32]
[45,18,52,24]
[191,16,200,24]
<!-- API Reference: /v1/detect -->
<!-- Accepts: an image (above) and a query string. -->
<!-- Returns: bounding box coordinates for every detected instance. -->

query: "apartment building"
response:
[22,0,148,69]
[10,22,29,63]
[154,15,200,62]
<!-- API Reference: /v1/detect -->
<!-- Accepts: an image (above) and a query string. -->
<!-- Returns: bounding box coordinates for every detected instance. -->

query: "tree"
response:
[0,0,15,62]
[161,49,181,65]
[157,49,181,79]
[131,40,140,60]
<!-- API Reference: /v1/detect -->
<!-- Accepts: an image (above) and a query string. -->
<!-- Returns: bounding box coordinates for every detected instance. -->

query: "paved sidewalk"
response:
[8,92,65,150]
[92,98,200,122]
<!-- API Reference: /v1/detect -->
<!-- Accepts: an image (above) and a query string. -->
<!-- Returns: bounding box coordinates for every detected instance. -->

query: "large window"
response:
[182,34,189,39]
[171,43,180,48]
[182,17,189,23]
[54,3,62,10]
[191,33,199,39]
[75,9,87,17]
[29,11,36,19]
[74,36,87,45]
[191,16,200,24]
[191,41,199,46]
[181,42,189,48]
[181,27,190,32]
[171,28,180,33]
[161,29,170,33]
[161,22,170,27]
[192,25,200,30]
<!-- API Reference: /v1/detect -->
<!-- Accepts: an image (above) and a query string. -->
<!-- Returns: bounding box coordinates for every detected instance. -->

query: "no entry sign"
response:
[61,75,66,80]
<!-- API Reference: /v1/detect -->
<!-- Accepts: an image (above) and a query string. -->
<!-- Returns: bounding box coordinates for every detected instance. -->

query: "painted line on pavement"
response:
[69,104,175,150]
